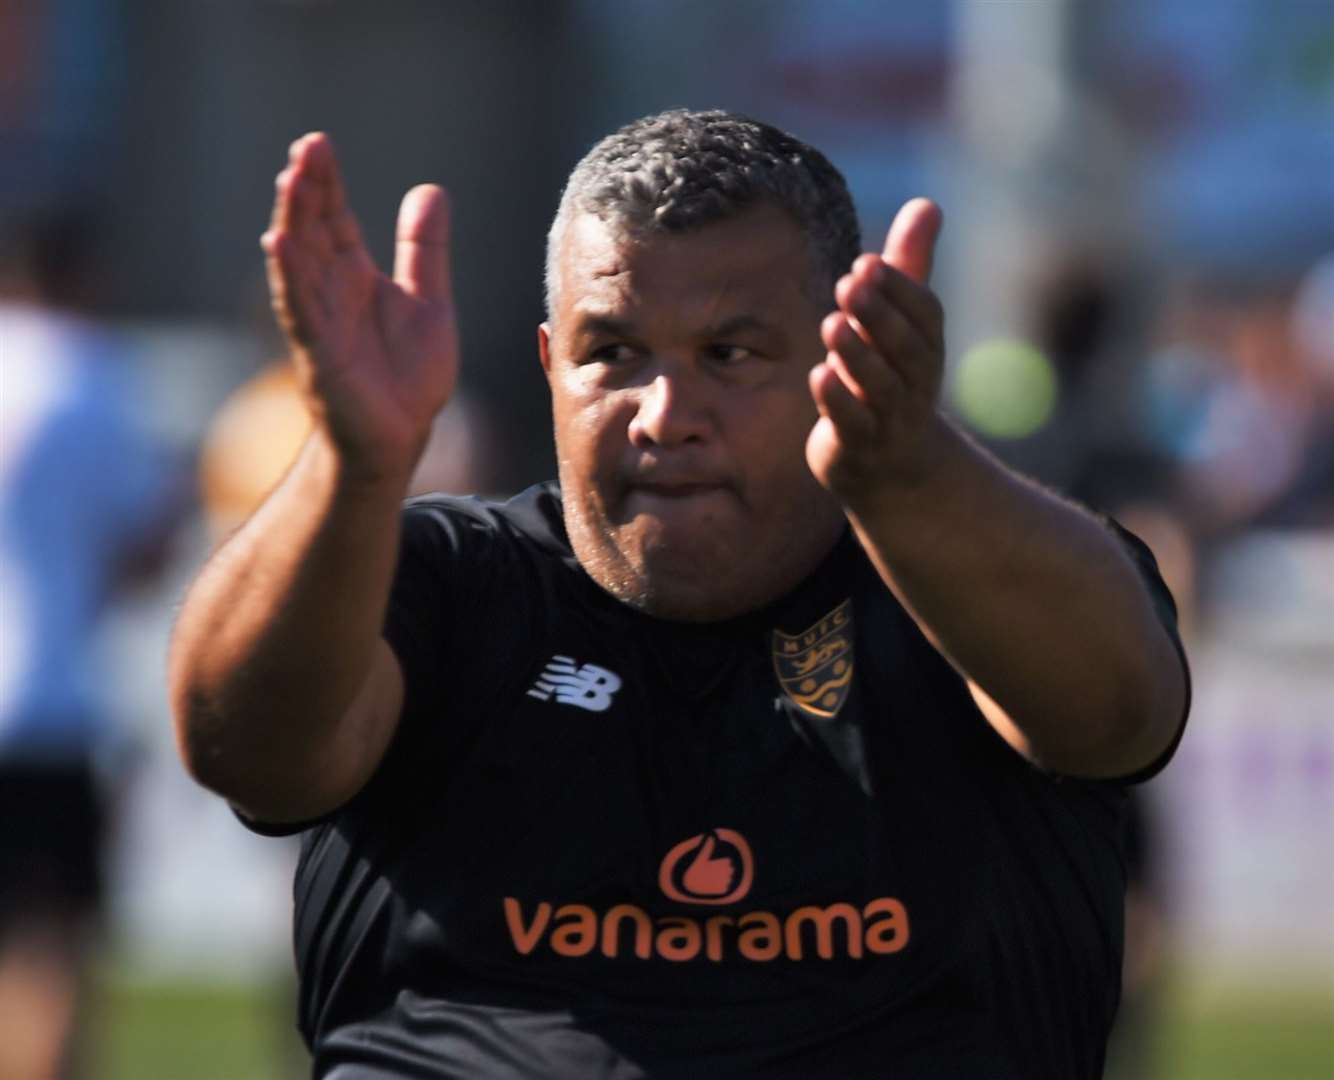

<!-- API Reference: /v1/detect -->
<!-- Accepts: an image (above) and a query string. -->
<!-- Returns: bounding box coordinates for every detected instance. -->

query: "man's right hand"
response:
[260,132,458,483]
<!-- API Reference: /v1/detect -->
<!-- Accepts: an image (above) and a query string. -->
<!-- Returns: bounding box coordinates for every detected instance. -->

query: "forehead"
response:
[553,205,821,328]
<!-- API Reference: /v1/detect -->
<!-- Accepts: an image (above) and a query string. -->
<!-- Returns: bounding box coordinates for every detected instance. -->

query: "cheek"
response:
[553,386,629,470]
[732,404,826,514]
[742,388,818,459]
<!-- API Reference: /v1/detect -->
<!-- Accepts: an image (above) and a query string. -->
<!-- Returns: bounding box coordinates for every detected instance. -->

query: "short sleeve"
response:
[380,496,522,776]
[235,495,528,837]
[1100,516,1192,783]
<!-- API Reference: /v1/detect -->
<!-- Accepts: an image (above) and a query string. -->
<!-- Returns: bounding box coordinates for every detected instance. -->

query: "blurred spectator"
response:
[197,362,312,540]
[1143,272,1334,541]
[200,361,506,540]
[0,210,184,1080]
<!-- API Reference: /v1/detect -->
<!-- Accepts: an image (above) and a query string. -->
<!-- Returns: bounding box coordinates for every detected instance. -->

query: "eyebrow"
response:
[571,314,637,340]
[570,312,779,341]
[703,314,776,339]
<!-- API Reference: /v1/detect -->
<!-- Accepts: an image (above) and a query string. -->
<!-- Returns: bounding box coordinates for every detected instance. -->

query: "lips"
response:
[616,458,739,516]
[618,476,738,521]
[630,481,729,497]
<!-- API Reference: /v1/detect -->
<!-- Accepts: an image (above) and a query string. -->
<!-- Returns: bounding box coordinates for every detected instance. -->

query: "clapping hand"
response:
[261,133,459,483]
[806,198,947,511]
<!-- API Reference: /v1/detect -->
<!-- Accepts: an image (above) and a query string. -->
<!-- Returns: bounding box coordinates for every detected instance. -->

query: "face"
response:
[539,204,847,621]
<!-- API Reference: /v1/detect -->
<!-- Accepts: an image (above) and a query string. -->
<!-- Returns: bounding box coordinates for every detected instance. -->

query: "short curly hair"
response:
[544,109,862,318]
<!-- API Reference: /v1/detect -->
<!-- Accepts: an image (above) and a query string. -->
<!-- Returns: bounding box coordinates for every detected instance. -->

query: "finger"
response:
[283,133,332,240]
[809,361,877,444]
[263,231,323,347]
[836,268,937,392]
[269,168,289,234]
[262,231,301,343]
[821,311,902,409]
[297,132,347,218]
[393,184,452,303]
[261,233,290,334]
[298,133,364,253]
[882,197,943,286]
[837,265,912,357]
[269,149,325,265]
[284,170,334,265]
[846,253,944,349]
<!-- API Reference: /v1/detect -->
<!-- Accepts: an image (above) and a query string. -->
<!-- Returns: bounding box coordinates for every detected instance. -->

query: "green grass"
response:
[89,975,306,1080]
[87,968,1332,1080]
[1151,980,1334,1080]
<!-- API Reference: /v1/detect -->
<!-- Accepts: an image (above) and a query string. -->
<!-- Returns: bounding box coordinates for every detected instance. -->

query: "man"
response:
[169,110,1189,1078]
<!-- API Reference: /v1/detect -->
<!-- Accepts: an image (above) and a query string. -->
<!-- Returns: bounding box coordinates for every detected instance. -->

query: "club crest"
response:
[772,598,854,719]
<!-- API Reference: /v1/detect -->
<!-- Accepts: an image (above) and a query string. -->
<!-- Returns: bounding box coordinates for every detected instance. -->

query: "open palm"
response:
[261,133,458,481]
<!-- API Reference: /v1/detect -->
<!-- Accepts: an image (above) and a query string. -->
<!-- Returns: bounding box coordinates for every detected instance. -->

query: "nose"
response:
[628,370,713,448]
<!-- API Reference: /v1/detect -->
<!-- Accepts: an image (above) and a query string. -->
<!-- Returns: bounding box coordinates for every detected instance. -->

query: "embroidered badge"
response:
[772,598,854,719]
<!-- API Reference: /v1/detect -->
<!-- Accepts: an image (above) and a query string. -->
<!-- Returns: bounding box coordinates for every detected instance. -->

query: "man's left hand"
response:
[806,198,947,511]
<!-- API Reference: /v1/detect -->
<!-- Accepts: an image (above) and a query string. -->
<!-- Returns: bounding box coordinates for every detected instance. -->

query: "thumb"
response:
[693,835,717,863]
[394,184,453,303]
[882,197,943,286]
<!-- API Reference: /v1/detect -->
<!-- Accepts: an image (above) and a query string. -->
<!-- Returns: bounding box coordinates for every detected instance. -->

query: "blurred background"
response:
[1,0,1330,1077]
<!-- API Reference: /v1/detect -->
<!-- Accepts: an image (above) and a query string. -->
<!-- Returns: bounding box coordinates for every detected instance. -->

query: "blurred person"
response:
[1292,253,1334,386]
[169,112,1190,1078]
[199,363,313,540]
[1025,252,1167,503]
[0,211,182,1080]
[199,360,504,540]
[1144,275,1334,543]
[1028,255,1201,627]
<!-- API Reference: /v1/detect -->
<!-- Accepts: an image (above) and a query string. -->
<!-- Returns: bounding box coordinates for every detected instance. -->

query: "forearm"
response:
[810,202,1183,775]
[168,427,408,804]
[845,418,1185,776]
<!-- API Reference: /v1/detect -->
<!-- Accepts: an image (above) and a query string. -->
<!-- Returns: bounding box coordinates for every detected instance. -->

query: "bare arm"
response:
[168,133,458,823]
[807,201,1187,778]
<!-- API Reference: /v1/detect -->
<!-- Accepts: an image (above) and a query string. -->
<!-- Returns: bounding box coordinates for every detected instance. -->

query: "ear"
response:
[538,322,553,379]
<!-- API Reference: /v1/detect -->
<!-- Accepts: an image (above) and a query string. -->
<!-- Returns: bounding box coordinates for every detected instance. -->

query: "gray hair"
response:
[544,109,862,318]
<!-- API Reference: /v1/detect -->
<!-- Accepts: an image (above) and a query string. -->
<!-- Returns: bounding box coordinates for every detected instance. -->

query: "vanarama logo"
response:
[502,828,910,963]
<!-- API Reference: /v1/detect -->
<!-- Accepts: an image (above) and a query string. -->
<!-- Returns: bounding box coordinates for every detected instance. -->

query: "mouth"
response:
[629,481,730,498]
[616,479,738,521]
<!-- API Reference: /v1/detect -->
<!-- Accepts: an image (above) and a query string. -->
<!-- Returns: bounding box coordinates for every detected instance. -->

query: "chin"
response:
[570,526,752,622]
[618,540,823,622]
[642,545,764,619]
[565,486,844,623]
[635,579,755,623]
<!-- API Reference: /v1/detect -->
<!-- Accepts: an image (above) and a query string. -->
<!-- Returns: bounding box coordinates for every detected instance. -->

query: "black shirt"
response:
[251,482,1188,1079]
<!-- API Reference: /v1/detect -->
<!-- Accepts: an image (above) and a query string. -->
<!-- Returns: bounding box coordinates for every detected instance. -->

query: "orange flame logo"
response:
[658,829,754,906]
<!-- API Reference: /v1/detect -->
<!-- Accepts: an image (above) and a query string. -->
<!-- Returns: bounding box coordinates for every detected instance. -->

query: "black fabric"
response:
[0,759,106,928]
[249,483,1189,1079]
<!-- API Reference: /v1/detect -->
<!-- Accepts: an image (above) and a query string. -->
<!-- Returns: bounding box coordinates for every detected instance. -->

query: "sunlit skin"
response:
[539,207,848,621]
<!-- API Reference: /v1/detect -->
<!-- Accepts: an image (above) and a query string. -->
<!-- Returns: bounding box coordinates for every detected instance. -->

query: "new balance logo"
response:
[527,656,622,712]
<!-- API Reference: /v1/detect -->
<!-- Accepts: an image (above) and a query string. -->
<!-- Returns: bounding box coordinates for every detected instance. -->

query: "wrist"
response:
[305,424,418,503]
[838,412,964,525]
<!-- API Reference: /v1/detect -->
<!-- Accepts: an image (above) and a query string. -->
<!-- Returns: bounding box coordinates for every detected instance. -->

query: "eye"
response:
[589,343,637,364]
[704,343,756,366]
